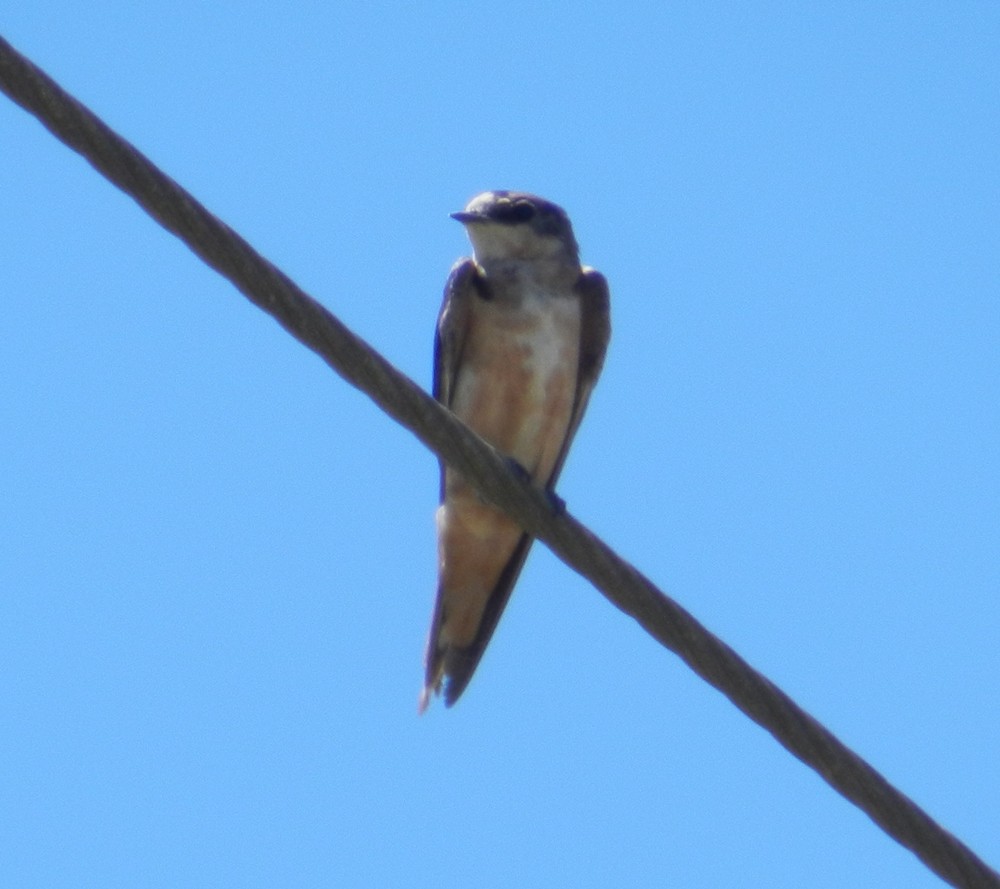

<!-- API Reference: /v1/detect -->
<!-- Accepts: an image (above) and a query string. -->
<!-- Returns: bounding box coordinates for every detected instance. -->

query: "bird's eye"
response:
[508,201,536,222]
[489,198,538,224]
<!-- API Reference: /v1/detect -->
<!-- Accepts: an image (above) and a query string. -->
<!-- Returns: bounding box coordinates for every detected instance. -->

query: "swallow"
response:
[420,190,611,710]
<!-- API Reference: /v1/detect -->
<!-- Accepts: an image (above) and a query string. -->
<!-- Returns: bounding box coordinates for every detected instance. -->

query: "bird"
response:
[420,190,611,710]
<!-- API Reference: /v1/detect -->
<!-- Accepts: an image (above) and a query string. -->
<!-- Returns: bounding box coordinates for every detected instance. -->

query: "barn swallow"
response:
[420,191,611,711]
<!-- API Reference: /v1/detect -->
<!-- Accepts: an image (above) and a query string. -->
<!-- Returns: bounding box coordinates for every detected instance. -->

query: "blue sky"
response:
[2,4,998,887]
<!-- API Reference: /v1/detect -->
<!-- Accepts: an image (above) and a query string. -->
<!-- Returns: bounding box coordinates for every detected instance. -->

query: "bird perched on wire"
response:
[420,190,611,710]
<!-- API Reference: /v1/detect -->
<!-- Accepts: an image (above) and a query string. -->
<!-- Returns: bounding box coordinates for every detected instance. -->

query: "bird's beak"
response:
[450,211,484,224]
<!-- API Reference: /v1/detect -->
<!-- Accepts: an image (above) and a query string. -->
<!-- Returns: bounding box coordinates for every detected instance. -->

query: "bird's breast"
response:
[450,286,581,485]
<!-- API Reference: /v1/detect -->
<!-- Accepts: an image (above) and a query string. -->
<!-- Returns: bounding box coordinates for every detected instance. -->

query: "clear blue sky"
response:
[2,4,998,887]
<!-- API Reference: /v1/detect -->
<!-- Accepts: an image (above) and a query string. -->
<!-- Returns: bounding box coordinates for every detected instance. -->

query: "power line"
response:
[2,34,997,889]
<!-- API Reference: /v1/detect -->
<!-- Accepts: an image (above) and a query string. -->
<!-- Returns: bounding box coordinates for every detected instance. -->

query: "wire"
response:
[2,34,997,889]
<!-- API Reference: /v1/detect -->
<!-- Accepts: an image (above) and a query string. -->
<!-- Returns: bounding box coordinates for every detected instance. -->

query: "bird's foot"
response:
[504,457,532,484]
[545,489,567,516]
[502,458,565,515]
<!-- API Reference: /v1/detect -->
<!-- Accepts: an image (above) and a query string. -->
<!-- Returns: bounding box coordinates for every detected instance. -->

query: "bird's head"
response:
[451,191,580,263]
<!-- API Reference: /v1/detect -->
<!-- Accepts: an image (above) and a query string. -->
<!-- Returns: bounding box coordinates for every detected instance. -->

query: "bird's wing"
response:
[545,267,611,488]
[425,258,520,707]
[434,260,477,400]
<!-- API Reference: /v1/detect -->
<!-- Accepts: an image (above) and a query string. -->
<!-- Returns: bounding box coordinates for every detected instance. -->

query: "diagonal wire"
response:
[2,34,997,889]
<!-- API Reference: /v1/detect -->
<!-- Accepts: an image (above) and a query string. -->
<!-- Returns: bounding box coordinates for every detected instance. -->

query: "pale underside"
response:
[436,287,581,649]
